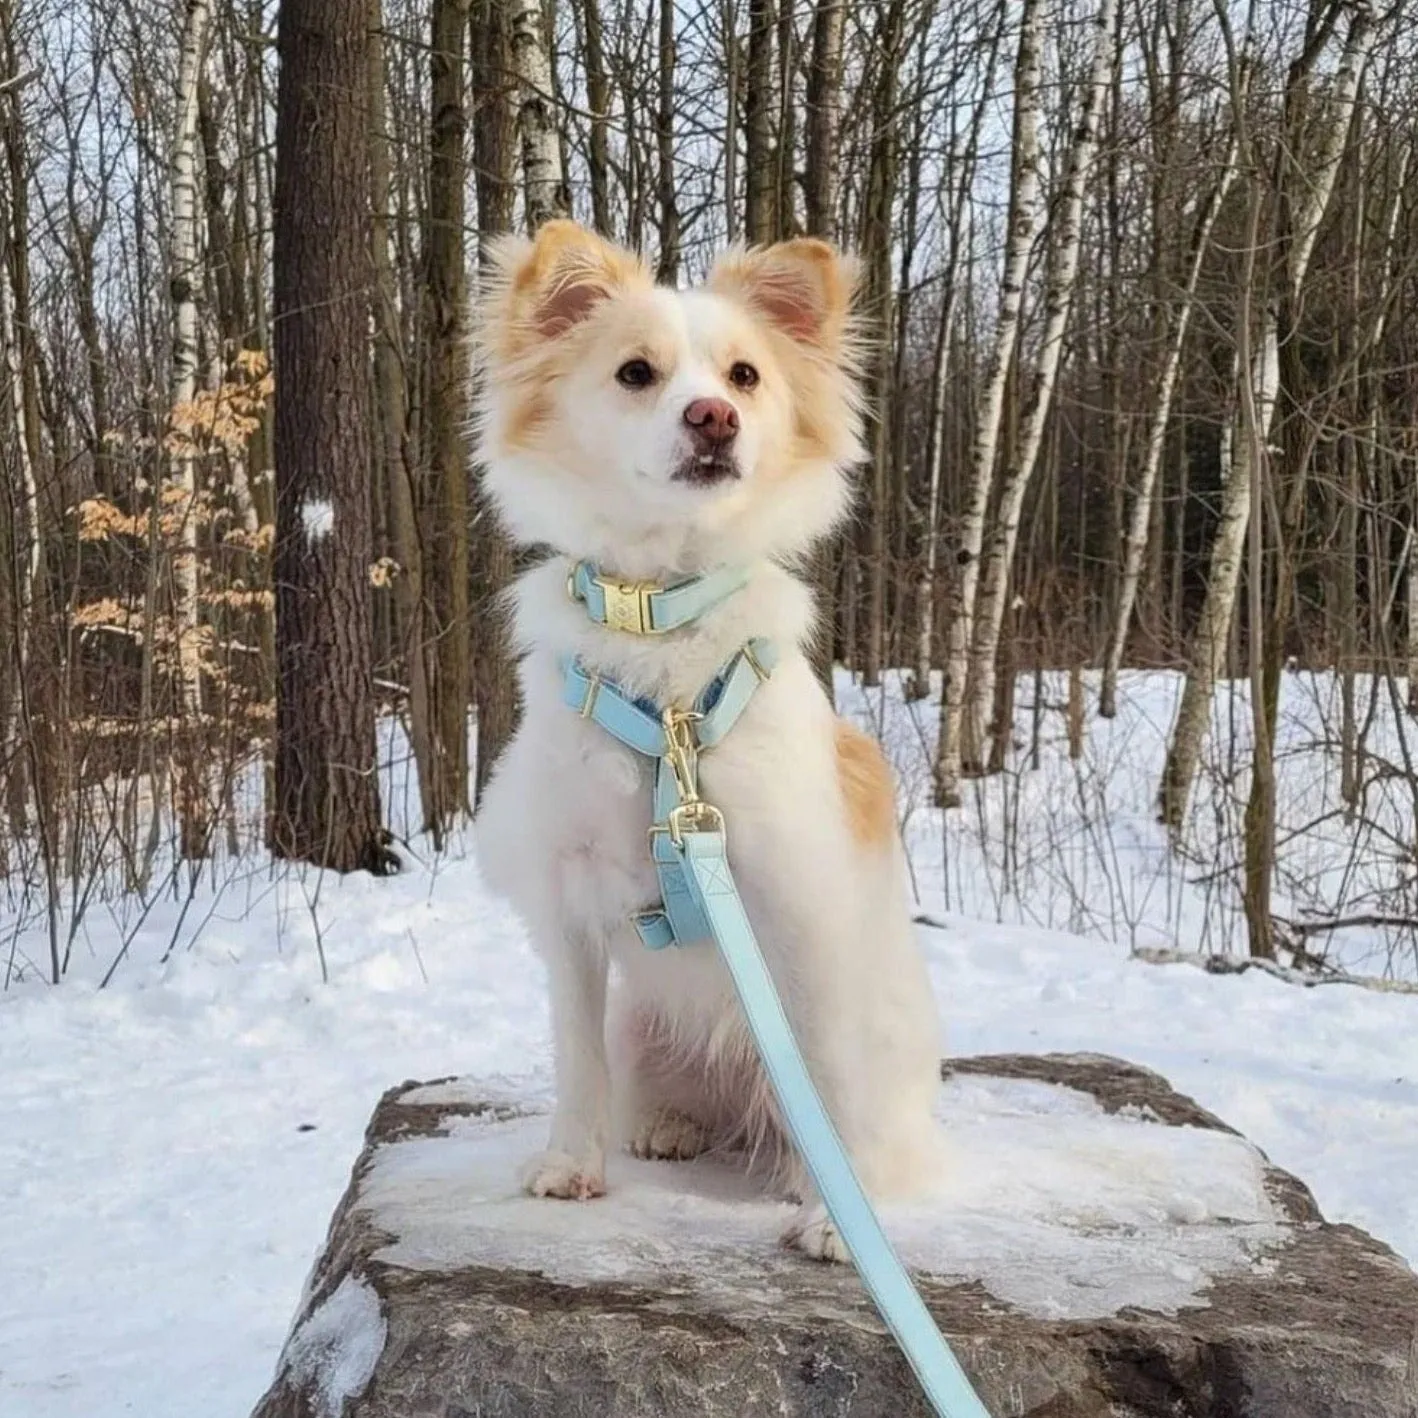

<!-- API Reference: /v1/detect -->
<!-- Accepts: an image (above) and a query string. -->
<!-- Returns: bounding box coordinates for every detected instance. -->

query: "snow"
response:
[1,670,1416,1418]
[363,1071,1282,1322]
[300,497,335,540]
[275,1275,385,1418]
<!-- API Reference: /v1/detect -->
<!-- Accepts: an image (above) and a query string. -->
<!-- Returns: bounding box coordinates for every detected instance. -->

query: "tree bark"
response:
[1100,130,1238,718]
[743,0,775,244]
[507,0,570,229]
[655,0,679,282]
[168,0,214,859]
[581,0,612,236]
[934,0,1043,806]
[271,0,393,874]
[1159,1,1375,833]
[370,0,438,838]
[421,0,474,832]
[913,11,1001,699]
[803,0,843,242]
[471,0,519,806]
[962,0,1118,774]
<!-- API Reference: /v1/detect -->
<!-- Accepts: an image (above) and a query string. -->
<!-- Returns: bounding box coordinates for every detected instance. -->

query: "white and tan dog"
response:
[472,220,946,1260]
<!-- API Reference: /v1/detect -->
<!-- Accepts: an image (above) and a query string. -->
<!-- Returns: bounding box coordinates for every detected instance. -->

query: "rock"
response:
[251,1054,1418,1418]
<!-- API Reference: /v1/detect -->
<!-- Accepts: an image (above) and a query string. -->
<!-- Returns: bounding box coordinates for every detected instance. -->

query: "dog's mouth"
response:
[672,452,742,488]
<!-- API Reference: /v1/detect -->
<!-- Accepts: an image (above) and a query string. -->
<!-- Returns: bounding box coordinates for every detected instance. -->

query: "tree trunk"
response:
[800,0,844,694]
[803,0,843,241]
[1159,2,1376,833]
[913,12,1002,699]
[962,0,1118,774]
[581,0,612,236]
[168,0,214,859]
[859,0,905,689]
[421,0,474,833]
[271,0,394,874]
[934,0,1043,806]
[1100,132,1237,718]
[470,0,519,806]
[507,0,570,228]
[655,0,679,282]
[743,0,775,244]
[370,0,438,837]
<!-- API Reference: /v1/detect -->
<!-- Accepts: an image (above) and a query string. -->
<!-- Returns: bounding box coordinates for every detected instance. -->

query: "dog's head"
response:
[474,221,864,571]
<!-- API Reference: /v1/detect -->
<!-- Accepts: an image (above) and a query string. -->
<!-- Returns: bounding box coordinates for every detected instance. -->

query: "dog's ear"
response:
[708,239,860,352]
[484,221,646,346]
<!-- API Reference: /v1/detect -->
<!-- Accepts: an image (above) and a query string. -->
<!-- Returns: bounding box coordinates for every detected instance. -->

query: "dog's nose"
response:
[683,397,739,449]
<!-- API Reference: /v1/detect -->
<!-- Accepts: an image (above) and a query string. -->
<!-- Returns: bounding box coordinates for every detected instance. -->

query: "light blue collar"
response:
[567,560,747,635]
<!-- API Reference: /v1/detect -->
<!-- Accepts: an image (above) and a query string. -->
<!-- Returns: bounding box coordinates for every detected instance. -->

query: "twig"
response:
[1134,945,1418,995]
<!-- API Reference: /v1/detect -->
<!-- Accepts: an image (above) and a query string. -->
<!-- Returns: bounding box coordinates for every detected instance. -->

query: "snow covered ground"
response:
[2,670,1416,1418]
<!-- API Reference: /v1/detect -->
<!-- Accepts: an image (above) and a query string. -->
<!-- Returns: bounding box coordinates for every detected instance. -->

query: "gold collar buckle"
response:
[597,577,660,635]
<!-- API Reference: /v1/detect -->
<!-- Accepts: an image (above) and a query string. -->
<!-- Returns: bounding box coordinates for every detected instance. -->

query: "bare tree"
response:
[1159,0,1378,833]
[934,0,1043,806]
[271,0,394,873]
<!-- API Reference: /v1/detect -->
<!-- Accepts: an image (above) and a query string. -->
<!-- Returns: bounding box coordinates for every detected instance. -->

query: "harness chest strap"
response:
[563,637,777,950]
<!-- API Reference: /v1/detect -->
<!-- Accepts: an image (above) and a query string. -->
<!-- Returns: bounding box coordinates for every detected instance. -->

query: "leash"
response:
[563,562,993,1418]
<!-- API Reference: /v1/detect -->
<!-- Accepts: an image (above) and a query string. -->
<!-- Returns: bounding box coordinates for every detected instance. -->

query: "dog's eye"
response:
[615,358,656,390]
[728,361,760,392]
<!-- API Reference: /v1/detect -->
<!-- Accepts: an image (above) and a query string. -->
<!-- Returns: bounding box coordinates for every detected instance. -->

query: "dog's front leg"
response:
[521,936,611,1200]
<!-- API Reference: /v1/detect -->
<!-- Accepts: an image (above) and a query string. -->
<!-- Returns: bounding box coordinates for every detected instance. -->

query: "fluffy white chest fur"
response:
[471,220,947,1260]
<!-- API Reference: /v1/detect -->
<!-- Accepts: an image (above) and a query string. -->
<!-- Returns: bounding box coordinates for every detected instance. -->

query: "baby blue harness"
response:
[562,561,992,1418]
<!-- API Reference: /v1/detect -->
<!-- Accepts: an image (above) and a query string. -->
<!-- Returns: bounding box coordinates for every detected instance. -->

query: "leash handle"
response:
[678,832,994,1418]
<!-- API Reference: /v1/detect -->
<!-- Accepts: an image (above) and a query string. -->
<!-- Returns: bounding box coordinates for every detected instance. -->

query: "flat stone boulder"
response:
[251,1054,1418,1417]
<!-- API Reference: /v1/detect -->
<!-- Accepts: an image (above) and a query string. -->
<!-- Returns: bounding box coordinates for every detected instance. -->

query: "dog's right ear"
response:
[481,221,647,355]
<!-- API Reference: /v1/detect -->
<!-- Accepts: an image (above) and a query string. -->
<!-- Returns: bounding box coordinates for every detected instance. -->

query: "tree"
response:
[1158,0,1378,833]
[934,0,1043,806]
[420,0,474,834]
[961,0,1119,770]
[271,0,395,873]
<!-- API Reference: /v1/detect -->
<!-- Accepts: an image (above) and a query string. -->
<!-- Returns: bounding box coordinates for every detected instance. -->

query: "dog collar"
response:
[566,560,747,635]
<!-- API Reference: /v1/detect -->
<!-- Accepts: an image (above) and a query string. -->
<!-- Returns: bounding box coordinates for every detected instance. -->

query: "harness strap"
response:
[563,639,778,950]
[568,560,748,635]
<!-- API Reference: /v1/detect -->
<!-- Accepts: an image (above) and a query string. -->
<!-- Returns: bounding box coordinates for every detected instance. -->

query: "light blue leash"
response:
[562,562,993,1418]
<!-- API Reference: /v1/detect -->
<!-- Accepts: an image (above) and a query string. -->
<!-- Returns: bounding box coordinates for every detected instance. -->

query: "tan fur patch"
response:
[834,720,896,848]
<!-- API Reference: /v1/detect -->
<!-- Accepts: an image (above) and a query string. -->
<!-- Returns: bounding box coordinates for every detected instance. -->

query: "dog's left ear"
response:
[708,239,859,352]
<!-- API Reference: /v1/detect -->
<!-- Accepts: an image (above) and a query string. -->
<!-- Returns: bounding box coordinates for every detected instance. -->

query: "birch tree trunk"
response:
[962,0,1117,773]
[507,0,569,228]
[1158,2,1376,833]
[936,0,1046,803]
[934,0,1043,804]
[1099,132,1238,718]
[168,0,212,859]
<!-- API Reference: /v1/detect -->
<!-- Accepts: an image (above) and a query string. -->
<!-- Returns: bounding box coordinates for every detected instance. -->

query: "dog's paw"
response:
[629,1108,711,1161]
[781,1207,849,1263]
[519,1149,606,1200]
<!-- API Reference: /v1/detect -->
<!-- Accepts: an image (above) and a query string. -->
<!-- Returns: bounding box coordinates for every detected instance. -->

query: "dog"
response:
[472,220,946,1261]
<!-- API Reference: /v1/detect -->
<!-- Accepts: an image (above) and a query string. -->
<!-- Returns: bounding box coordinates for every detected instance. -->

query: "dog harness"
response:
[562,561,993,1418]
